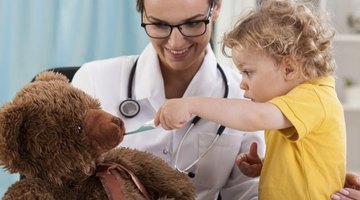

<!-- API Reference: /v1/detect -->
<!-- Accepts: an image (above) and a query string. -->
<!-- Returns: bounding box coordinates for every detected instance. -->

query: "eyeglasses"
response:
[141,3,215,39]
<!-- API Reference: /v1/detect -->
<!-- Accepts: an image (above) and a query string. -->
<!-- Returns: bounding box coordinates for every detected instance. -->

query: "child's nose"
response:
[240,81,248,90]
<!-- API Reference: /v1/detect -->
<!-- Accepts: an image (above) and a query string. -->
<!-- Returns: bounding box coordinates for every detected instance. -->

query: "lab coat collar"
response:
[134,43,219,111]
[182,45,219,98]
[135,44,166,110]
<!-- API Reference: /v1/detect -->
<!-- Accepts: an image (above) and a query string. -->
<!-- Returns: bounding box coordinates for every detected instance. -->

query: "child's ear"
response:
[281,56,301,81]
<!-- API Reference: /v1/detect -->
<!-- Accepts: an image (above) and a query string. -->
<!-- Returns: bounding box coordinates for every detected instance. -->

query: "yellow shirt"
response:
[260,76,346,200]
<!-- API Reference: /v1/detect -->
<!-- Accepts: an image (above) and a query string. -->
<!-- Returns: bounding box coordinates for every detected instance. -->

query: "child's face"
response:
[232,48,293,102]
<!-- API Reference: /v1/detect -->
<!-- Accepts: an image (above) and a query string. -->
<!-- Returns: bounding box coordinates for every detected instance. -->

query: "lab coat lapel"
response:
[134,44,166,112]
[183,45,219,98]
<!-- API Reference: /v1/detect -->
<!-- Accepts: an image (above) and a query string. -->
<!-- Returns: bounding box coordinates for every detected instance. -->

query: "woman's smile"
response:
[165,46,191,60]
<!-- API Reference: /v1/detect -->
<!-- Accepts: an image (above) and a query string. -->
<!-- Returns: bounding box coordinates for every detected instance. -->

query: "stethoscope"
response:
[119,58,229,178]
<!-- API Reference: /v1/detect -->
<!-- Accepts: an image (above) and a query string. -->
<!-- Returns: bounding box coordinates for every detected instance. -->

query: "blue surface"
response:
[0,0,148,105]
[0,168,18,198]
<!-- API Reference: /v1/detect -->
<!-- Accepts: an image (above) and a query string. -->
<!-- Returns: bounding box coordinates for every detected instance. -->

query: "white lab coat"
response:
[72,44,265,200]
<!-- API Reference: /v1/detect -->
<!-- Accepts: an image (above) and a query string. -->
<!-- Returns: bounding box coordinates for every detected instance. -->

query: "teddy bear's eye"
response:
[76,125,83,133]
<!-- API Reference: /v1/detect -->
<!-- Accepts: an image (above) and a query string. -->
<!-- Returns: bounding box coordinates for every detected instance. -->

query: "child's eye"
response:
[241,70,252,77]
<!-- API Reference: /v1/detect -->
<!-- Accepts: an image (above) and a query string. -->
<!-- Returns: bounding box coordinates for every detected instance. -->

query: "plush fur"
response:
[0,71,195,200]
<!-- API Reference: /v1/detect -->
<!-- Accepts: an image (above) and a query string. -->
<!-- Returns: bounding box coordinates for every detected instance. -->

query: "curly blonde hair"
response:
[222,0,336,79]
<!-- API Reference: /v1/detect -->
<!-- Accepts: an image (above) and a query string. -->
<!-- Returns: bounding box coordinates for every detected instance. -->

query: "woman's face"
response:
[142,0,220,72]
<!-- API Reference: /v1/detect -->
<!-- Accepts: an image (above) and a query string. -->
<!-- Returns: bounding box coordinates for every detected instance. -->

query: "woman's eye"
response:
[187,21,200,26]
[183,21,202,28]
[152,23,170,29]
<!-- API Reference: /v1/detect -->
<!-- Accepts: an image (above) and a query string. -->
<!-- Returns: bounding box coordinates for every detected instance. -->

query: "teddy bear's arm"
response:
[3,179,55,200]
[103,147,196,200]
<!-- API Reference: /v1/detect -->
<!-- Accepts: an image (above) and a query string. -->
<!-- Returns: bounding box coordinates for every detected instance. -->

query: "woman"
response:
[72,0,264,199]
[72,0,359,199]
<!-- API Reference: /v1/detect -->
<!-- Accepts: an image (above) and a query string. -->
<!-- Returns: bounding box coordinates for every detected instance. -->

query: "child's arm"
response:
[154,96,292,131]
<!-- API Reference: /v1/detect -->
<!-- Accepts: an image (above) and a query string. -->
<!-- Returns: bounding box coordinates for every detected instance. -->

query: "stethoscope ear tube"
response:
[217,125,226,135]
[192,116,201,124]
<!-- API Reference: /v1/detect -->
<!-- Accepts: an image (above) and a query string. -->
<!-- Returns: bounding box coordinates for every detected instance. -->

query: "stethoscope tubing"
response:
[174,64,229,177]
[118,59,140,118]
[120,58,229,177]
[175,122,221,174]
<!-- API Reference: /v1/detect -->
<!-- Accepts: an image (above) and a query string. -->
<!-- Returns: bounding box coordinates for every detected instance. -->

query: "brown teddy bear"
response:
[0,71,195,200]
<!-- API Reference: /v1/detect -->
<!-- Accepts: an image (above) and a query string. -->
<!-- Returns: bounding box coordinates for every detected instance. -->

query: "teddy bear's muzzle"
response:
[84,109,125,155]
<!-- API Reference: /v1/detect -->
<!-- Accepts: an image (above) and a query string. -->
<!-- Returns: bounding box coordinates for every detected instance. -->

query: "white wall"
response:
[213,0,256,69]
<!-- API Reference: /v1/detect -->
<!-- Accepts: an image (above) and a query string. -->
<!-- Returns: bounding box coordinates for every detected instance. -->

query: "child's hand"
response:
[235,142,263,177]
[154,98,192,130]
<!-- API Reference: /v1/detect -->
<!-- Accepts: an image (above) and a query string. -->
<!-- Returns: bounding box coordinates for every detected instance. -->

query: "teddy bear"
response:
[0,71,195,200]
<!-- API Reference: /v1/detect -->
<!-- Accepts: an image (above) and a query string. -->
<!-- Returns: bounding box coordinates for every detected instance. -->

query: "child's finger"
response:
[249,142,258,158]
[154,108,161,126]
[235,154,247,165]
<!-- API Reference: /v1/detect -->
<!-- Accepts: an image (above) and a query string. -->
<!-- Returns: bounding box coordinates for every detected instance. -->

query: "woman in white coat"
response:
[72,0,264,199]
[72,0,360,199]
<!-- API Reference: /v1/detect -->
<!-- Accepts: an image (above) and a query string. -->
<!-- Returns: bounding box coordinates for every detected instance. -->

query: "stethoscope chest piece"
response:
[119,99,140,118]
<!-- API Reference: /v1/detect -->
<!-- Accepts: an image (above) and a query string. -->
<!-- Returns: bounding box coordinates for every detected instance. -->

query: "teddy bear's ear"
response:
[0,102,25,172]
[34,71,69,83]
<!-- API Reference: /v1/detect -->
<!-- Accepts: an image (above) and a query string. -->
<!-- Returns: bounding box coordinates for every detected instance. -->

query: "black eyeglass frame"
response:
[140,2,215,39]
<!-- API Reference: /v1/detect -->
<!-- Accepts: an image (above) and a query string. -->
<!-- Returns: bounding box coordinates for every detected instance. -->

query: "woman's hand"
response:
[235,142,263,177]
[331,172,360,200]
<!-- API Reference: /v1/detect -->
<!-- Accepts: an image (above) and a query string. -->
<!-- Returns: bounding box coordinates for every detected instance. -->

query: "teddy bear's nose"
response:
[112,117,123,128]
